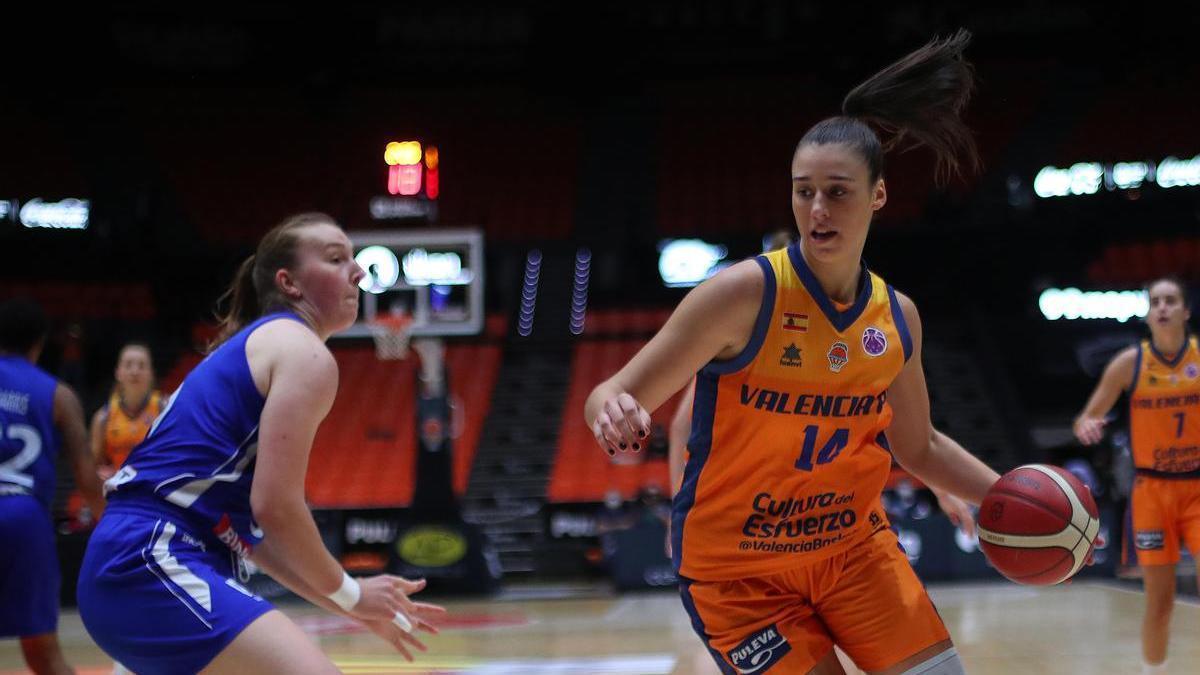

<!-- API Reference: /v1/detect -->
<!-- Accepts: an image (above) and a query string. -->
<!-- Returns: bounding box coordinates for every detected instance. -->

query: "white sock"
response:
[1142,660,1167,675]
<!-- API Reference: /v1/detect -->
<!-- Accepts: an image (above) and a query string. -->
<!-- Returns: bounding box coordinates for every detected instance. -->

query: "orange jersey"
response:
[101,390,163,468]
[1129,335,1200,474]
[672,244,911,581]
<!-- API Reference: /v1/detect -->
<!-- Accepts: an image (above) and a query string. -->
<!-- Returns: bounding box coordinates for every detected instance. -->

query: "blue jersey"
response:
[105,312,304,557]
[0,355,60,511]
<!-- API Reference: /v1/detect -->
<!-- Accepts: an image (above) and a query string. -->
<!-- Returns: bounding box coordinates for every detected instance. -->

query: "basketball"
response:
[977,464,1101,585]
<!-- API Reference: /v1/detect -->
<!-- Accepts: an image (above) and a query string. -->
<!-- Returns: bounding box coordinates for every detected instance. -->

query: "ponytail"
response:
[798,29,981,186]
[213,255,261,347]
[209,212,339,351]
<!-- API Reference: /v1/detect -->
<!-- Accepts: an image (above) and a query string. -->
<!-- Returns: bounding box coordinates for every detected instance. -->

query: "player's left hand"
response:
[933,488,975,538]
[361,616,428,661]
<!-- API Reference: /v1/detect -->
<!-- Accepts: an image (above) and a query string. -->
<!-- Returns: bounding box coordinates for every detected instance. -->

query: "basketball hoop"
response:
[368,312,416,360]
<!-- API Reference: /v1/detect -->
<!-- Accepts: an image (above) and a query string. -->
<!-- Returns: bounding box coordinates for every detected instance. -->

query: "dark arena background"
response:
[2,3,1199,673]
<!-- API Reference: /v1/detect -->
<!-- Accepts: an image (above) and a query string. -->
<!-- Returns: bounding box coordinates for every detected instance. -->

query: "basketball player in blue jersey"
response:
[1,298,106,674]
[77,213,445,674]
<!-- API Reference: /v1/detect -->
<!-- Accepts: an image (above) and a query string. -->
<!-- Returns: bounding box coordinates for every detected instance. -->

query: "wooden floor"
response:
[2,581,1198,674]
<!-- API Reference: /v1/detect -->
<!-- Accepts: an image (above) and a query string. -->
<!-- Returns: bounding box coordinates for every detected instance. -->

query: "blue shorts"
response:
[0,494,59,638]
[78,510,274,674]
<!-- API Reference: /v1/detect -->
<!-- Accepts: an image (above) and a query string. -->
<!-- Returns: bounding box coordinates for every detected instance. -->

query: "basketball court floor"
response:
[2,580,1197,674]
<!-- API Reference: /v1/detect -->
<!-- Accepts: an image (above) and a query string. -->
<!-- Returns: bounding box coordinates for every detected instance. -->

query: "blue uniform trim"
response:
[701,256,776,376]
[678,578,737,675]
[887,285,914,363]
[876,430,892,453]
[1122,499,1137,567]
[672,371,720,572]
[1129,342,1143,397]
[787,241,872,332]
[1147,334,1190,369]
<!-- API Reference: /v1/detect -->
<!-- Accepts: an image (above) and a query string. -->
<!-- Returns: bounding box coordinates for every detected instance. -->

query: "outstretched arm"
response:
[1073,347,1137,445]
[885,292,1000,505]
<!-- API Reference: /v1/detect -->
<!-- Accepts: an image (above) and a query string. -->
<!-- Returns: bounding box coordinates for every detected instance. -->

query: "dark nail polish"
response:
[638,430,647,438]
[619,442,627,449]
[632,443,640,451]
[607,447,615,456]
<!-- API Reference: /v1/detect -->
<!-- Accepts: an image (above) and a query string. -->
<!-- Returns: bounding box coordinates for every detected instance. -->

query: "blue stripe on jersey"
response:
[887,285,913,363]
[787,240,872,332]
[106,311,305,553]
[672,370,720,572]
[0,356,60,510]
[1129,342,1143,396]
[678,579,738,675]
[701,255,776,376]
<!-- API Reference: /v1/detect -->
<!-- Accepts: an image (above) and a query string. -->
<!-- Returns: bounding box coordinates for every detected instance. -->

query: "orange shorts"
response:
[1127,475,1200,567]
[679,528,949,673]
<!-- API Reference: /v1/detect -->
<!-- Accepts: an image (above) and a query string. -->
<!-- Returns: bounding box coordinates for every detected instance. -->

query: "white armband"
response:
[327,572,360,611]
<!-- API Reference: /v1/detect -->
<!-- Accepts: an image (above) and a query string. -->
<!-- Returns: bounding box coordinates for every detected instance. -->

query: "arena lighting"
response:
[19,198,90,230]
[355,245,401,294]
[1156,155,1200,188]
[1112,162,1150,189]
[1033,163,1102,198]
[1034,154,1200,198]
[658,239,728,288]
[1038,287,1149,323]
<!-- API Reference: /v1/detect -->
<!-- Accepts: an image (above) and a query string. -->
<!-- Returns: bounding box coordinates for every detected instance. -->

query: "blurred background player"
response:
[588,31,1005,674]
[76,213,445,674]
[89,341,162,479]
[1073,276,1198,675]
[0,298,106,675]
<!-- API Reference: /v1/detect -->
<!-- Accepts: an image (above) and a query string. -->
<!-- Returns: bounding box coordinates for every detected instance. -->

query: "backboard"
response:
[339,228,484,339]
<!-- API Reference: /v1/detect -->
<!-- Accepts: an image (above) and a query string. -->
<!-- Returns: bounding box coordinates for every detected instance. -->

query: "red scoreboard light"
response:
[385,141,439,199]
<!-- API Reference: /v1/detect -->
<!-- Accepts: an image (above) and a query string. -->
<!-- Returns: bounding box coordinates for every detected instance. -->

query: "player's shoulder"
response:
[680,257,767,319]
[709,256,768,294]
[254,316,336,374]
[1111,345,1139,368]
[887,286,921,326]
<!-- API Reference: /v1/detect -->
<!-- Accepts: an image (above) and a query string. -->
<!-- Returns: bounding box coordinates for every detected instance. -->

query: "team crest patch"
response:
[1187,363,1199,379]
[727,623,791,673]
[861,327,888,357]
[779,343,802,367]
[827,341,849,373]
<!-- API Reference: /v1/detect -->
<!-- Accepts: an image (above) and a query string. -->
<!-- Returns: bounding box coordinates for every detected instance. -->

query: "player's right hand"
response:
[592,392,652,456]
[1072,417,1106,446]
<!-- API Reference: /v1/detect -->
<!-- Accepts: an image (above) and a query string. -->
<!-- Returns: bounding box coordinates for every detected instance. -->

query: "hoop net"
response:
[368,313,416,360]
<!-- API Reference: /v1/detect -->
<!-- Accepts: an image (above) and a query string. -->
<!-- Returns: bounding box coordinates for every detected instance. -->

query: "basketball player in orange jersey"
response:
[90,342,163,478]
[587,31,1019,674]
[1074,277,1197,675]
[667,235,977,541]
